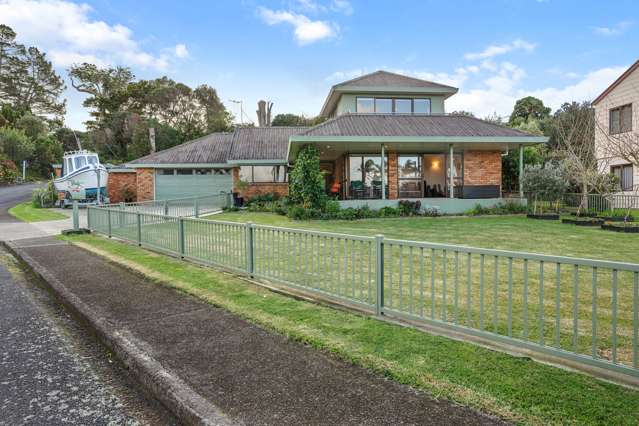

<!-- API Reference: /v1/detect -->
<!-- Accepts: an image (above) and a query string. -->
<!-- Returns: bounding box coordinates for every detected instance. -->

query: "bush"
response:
[398,200,422,216]
[466,200,528,216]
[288,146,327,210]
[0,157,18,184]
[31,180,58,208]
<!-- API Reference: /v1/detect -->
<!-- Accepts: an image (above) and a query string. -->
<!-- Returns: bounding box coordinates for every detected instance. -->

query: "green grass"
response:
[208,212,639,263]
[9,202,67,222]
[63,233,639,425]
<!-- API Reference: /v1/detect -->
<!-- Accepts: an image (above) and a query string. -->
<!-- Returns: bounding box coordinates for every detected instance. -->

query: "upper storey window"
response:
[355,97,432,114]
[356,97,374,113]
[413,98,431,114]
[609,104,632,134]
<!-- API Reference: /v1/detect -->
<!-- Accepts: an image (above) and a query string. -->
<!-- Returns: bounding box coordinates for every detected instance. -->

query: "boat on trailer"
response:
[54,150,108,207]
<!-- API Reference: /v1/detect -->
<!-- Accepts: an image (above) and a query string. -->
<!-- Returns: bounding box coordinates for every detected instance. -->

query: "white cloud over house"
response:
[258,6,338,45]
[464,39,536,61]
[0,0,188,70]
[593,20,633,36]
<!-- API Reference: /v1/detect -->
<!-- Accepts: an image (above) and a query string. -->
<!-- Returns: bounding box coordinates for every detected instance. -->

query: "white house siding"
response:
[594,64,639,199]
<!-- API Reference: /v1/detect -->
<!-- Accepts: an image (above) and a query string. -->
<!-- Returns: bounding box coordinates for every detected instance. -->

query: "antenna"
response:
[229,99,244,125]
[71,129,82,150]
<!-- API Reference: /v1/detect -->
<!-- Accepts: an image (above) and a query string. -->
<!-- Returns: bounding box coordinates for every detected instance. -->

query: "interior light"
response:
[432,160,440,169]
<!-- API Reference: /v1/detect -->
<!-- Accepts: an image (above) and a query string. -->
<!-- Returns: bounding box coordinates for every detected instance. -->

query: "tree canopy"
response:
[271,113,326,127]
[508,96,551,126]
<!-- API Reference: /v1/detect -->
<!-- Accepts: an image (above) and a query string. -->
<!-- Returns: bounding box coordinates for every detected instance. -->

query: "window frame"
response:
[238,165,288,183]
[609,104,633,135]
[397,155,423,198]
[611,164,634,191]
[355,96,433,114]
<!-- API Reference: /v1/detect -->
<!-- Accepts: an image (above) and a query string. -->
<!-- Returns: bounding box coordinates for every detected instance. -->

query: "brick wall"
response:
[136,168,155,201]
[108,171,137,203]
[388,152,398,199]
[232,167,289,199]
[463,151,502,186]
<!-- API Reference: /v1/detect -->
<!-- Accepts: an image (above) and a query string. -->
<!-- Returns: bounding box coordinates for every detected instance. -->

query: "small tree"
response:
[521,163,569,214]
[288,145,326,209]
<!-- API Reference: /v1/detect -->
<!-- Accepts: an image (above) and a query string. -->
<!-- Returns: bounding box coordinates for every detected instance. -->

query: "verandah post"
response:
[245,222,254,277]
[449,144,454,199]
[375,234,385,316]
[380,144,386,200]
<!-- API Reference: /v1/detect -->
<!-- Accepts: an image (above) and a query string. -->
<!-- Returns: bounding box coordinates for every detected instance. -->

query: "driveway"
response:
[0,183,86,241]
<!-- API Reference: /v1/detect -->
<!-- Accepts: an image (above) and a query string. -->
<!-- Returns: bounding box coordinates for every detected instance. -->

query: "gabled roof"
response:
[297,114,536,138]
[592,59,639,105]
[320,70,459,117]
[227,126,309,163]
[127,132,233,166]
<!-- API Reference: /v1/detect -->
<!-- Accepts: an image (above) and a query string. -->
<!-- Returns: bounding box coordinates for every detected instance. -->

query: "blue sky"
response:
[1,0,638,129]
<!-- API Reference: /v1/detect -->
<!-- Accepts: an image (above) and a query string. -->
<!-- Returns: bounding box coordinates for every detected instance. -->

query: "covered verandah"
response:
[288,136,543,203]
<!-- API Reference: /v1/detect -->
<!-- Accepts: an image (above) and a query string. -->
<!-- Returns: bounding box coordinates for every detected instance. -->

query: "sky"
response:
[1,0,638,129]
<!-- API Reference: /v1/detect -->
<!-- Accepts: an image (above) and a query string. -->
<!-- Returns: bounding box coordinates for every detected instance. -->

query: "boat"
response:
[54,150,108,207]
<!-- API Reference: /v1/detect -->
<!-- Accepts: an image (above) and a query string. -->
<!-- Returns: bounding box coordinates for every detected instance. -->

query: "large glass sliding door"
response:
[348,155,387,199]
[398,155,423,198]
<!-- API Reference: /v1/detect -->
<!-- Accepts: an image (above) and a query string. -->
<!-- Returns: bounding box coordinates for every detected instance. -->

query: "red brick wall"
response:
[232,167,289,199]
[136,168,155,201]
[388,152,398,199]
[463,151,502,186]
[108,171,137,203]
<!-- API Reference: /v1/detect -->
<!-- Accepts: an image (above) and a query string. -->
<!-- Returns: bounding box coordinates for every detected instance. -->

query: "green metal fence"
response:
[528,192,639,214]
[87,206,639,381]
[97,193,230,217]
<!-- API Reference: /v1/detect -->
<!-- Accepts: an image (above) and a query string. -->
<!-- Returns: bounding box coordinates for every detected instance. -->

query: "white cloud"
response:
[330,0,353,15]
[464,39,536,61]
[593,20,633,36]
[173,44,189,59]
[0,0,187,70]
[258,7,337,45]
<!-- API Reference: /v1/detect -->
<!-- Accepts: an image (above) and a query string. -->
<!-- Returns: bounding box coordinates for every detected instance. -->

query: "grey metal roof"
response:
[336,70,458,91]
[299,114,535,138]
[128,132,233,165]
[228,126,309,162]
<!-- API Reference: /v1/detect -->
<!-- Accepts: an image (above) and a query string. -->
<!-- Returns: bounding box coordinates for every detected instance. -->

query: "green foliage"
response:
[501,145,543,192]
[288,146,327,209]
[465,200,528,216]
[522,163,568,199]
[271,113,326,127]
[29,135,63,178]
[0,155,18,183]
[14,113,47,139]
[508,96,551,126]
[398,200,422,216]
[0,127,34,164]
[31,180,58,208]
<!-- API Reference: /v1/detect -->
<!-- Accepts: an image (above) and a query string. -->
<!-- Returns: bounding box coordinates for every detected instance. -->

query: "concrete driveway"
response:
[0,183,87,241]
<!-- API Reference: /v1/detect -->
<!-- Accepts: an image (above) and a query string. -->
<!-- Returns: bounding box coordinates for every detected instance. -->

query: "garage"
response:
[155,168,232,200]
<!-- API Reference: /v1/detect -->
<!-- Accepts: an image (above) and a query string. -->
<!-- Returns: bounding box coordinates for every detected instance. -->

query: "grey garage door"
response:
[155,170,232,200]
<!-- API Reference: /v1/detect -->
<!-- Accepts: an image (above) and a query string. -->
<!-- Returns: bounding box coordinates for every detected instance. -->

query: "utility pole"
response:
[229,99,244,125]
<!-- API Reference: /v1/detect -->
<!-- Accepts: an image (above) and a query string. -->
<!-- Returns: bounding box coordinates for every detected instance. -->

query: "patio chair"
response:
[350,181,365,199]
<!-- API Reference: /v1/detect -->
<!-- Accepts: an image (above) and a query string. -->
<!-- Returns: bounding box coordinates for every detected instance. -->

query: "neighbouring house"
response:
[125,70,547,213]
[593,59,639,195]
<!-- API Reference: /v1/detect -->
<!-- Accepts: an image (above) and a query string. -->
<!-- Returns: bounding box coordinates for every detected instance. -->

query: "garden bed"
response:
[599,215,635,222]
[527,213,559,220]
[601,223,639,233]
[561,217,604,226]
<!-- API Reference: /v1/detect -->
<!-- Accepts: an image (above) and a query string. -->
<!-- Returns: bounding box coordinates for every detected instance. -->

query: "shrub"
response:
[0,157,18,184]
[288,146,327,210]
[522,163,569,213]
[465,200,527,216]
[398,200,422,216]
[31,180,58,208]
[120,184,136,202]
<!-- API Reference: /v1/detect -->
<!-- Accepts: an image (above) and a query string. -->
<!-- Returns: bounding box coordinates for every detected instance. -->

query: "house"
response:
[593,59,639,195]
[124,70,547,213]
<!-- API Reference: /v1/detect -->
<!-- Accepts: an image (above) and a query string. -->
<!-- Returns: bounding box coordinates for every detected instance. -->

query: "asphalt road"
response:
[0,184,175,425]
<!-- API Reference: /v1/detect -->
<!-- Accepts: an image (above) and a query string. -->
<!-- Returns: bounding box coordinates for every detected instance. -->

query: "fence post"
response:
[245,221,254,277]
[164,200,169,216]
[119,202,124,228]
[226,192,233,208]
[375,234,384,316]
[107,209,112,238]
[178,217,185,258]
[87,206,92,230]
[136,212,142,246]
[194,198,199,218]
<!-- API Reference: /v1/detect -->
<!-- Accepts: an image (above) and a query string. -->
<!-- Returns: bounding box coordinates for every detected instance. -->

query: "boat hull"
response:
[54,166,108,202]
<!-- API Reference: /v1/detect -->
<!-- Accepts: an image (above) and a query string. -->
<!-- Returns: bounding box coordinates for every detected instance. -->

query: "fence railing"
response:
[96,193,230,217]
[528,192,639,214]
[87,205,639,382]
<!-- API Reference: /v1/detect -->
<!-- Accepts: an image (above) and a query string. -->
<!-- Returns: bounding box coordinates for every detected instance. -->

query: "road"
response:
[0,184,175,425]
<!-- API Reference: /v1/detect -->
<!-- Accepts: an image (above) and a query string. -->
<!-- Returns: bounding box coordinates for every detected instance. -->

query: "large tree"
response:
[0,25,66,119]
[508,96,551,126]
[271,113,326,127]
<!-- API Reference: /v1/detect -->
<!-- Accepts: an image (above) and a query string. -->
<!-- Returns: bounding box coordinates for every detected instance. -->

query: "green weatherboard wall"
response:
[154,172,232,200]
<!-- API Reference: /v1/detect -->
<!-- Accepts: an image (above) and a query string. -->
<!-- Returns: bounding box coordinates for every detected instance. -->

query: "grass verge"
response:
[62,233,639,426]
[9,202,67,222]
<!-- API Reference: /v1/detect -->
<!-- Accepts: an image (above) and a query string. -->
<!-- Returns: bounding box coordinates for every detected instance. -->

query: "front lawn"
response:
[9,202,67,222]
[208,211,639,263]
[63,233,639,425]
